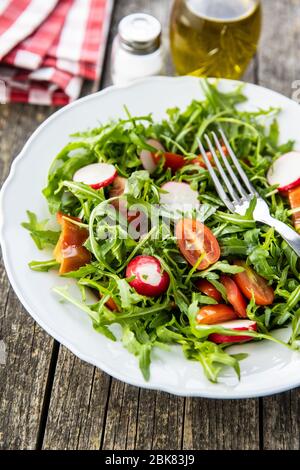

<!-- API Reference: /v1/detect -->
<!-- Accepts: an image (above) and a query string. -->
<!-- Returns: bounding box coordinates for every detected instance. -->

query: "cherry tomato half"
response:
[195,279,222,302]
[196,304,237,325]
[175,219,220,270]
[220,274,248,318]
[233,260,275,306]
[153,151,185,172]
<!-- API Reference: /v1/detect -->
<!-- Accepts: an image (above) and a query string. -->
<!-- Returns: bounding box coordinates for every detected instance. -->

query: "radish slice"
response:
[73,163,117,190]
[126,255,170,297]
[208,320,257,344]
[140,139,165,174]
[160,182,200,210]
[267,152,300,191]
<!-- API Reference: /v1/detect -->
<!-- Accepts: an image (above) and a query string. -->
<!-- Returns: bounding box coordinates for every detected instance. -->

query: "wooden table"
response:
[0,0,300,451]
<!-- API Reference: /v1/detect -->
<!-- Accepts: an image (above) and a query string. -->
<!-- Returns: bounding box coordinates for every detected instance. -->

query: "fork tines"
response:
[197,129,257,211]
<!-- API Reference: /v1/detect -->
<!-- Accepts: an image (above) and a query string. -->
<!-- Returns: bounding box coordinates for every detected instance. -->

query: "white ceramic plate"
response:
[1,76,300,399]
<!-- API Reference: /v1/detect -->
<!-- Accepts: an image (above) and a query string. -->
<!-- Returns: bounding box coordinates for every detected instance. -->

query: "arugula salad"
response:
[23,81,300,383]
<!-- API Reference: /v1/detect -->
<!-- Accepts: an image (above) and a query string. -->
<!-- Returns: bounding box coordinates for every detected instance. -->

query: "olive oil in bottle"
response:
[170,0,261,78]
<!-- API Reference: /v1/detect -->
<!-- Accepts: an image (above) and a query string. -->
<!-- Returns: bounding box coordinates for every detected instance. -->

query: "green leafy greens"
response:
[23,80,300,383]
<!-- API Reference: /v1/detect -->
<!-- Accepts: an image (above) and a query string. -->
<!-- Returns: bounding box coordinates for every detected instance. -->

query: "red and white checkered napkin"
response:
[0,0,113,105]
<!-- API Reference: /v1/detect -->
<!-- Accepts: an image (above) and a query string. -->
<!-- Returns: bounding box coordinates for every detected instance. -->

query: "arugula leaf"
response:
[289,308,300,347]
[29,259,59,272]
[182,341,243,383]
[122,326,152,380]
[115,278,142,309]
[22,211,60,249]
[43,143,96,213]
[192,261,244,278]
[93,324,116,342]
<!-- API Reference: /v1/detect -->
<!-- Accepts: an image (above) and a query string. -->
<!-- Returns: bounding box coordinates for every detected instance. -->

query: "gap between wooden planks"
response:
[1,0,300,451]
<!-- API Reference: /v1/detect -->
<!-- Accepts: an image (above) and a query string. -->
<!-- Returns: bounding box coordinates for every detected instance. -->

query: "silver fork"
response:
[197,129,300,256]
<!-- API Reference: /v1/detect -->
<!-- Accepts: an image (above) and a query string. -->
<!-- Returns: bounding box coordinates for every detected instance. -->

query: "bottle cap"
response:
[118,13,161,54]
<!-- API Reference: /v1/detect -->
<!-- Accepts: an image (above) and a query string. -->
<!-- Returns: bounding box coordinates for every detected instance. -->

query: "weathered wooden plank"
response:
[177,53,259,451]
[258,0,300,97]
[0,289,54,449]
[2,0,299,452]
[257,0,300,450]
[102,0,184,422]
[90,0,262,452]
[102,386,185,450]
[173,32,259,456]
[262,391,300,450]
[0,0,114,450]
[0,105,50,184]
[101,381,139,450]
[99,0,186,452]
[42,0,299,452]
[183,398,259,450]
[136,390,185,450]
[42,346,111,450]
[39,3,119,451]
[41,0,176,451]
[0,104,56,449]
[0,41,109,451]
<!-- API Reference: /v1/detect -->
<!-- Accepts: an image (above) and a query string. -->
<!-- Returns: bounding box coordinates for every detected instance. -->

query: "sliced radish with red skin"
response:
[73,163,117,189]
[126,255,170,297]
[267,152,300,191]
[209,320,257,344]
[160,182,200,210]
[140,139,165,173]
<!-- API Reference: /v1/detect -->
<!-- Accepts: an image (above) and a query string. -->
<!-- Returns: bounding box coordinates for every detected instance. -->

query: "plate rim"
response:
[1,75,300,399]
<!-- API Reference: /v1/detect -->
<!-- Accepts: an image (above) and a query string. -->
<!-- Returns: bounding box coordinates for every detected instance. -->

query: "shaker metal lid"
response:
[118,13,161,54]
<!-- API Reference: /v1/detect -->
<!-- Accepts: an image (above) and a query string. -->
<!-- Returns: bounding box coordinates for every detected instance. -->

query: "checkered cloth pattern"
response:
[0,0,113,105]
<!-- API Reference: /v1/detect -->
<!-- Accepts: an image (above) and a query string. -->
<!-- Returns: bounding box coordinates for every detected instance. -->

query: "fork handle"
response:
[255,215,300,257]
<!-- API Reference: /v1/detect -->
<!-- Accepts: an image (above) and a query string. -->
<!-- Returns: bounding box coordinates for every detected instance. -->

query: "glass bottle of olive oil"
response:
[170,0,261,78]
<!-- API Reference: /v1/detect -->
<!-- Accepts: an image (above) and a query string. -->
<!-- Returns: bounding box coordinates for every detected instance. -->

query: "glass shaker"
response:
[170,0,262,79]
[111,13,165,86]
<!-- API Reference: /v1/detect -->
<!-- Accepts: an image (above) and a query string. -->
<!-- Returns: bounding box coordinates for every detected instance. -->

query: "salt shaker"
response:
[111,13,165,86]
